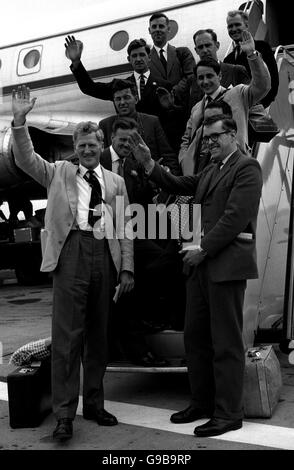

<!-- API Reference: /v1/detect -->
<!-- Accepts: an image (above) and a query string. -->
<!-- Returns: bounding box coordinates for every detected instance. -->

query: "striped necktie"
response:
[84,170,102,227]
[159,49,167,74]
[117,159,124,177]
[139,74,146,99]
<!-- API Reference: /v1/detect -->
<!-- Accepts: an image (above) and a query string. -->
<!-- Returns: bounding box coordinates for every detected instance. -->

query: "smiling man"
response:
[99,79,180,175]
[11,85,134,442]
[224,10,279,109]
[131,114,263,437]
[179,30,270,171]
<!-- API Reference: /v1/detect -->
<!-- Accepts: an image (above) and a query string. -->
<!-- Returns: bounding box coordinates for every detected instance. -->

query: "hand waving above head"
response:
[12,85,37,126]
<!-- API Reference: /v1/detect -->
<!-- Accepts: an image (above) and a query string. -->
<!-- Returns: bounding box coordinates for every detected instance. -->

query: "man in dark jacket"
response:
[224,9,279,109]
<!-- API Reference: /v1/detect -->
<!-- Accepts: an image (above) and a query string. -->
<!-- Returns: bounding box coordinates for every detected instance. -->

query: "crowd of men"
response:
[10,8,278,442]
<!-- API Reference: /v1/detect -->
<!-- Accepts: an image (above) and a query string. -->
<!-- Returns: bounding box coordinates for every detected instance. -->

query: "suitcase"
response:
[7,360,52,428]
[244,345,282,418]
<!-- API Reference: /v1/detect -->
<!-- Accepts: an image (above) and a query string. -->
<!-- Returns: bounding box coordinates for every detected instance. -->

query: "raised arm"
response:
[12,85,55,187]
[65,35,113,101]
[240,31,271,107]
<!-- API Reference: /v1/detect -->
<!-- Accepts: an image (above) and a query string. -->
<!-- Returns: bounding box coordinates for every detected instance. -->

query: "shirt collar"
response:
[79,163,102,178]
[220,151,235,168]
[110,145,120,163]
[154,44,168,55]
[206,85,222,101]
[134,70,150,81]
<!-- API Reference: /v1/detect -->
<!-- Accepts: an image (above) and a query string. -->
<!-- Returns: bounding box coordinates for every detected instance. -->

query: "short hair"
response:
[111,79,137,98]
[127,38,151,56]
[111,117,138,135]
[73,121,104,146]
[203,114,237,133]
[149,12,169,25]
[227,10,249,27]
[194,58,221,76]
[205,100,233,117]
[193,28,218,45]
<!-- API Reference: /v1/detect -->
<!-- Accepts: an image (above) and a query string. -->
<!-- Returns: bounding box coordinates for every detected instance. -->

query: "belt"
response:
[70,228,95,237]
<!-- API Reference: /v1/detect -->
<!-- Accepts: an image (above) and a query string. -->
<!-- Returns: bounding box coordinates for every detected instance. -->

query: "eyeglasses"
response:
[202,131,229,145]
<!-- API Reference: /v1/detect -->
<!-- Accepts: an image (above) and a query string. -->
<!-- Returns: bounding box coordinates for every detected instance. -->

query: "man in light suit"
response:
[11,85,134,442]
[189,28,250,109]
[132,114,263,437]
[179,31,270,175]
[99,79,180,175]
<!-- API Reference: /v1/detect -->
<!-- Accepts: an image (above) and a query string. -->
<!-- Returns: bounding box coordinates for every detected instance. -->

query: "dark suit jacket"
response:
[100,148,155,206]
[149,150,263,282]
[99,112,180,175]
[224,40,279,108]
[149,44,195,105]
[189,61,250,109]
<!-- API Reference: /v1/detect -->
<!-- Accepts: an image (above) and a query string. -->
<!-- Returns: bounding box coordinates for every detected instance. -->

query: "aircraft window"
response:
[167,20,179,41]
[23,50,41,69]
[17,45,42,76]
[110,31,129,51]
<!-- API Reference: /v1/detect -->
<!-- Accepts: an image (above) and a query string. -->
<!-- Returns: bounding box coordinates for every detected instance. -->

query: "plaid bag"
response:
[9,338,51,366]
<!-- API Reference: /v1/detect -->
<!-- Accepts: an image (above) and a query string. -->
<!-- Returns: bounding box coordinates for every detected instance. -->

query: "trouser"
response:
[51,231,116,420]
[184,262,246,420]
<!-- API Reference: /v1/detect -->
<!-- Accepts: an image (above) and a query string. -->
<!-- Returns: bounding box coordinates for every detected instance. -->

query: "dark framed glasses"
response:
[202,131,229,145]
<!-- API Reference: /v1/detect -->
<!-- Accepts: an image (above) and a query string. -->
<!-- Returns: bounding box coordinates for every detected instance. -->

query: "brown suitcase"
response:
[244,345,282,418]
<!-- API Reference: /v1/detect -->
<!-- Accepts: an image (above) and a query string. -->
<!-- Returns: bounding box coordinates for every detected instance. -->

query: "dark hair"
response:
[203,114,237,132]
[127,38,151,56]
[205,100,232,117]
[194,58,221,76]
[111,117,138,135]
[111,79,137,98]
[149,12,169,25]
[193,28,218,45]
[73,121,104,146]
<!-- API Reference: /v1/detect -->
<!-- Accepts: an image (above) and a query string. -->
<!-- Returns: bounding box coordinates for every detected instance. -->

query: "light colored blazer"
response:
[12,125,134,276]
[179,53,271,175]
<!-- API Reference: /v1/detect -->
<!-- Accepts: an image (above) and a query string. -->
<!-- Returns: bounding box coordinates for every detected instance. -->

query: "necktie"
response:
[234,43,241,61]
[159,49,167,74]
[84,170,102,227]
[139,74,146,99]
[210,161,223,184]
[117,159,124,177]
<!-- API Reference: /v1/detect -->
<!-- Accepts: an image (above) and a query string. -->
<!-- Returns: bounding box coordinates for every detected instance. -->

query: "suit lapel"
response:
[206,151,240,197]
[100,148,112,171]
[167,44,176,76]
[101,166,115,205]
[150,47,166,76]
[196,164,216,202]
[65,164,79,216]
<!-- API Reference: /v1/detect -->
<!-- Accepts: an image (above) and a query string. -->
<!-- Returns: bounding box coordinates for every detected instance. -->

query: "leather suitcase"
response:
[7,360,52,428]
[244,345,282,418]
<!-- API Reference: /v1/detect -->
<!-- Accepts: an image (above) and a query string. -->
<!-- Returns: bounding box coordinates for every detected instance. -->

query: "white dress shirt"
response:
[76,163,105,231]
[109,146,125,174]
[133,70,150,100]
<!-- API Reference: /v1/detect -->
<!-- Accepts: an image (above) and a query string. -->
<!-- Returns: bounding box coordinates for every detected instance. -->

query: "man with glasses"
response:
[132,114,263,437]
[179,30,270,171]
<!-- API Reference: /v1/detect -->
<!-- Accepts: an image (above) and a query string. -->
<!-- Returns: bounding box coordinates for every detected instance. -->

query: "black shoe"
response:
[194,417,243,437]
[83,408,118,426]
[133,351,169,367]
[170,406,212,424]
[53,418,73,441]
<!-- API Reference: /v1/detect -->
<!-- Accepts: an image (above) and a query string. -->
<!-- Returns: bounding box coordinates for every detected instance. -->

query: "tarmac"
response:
[1,272,294,454]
